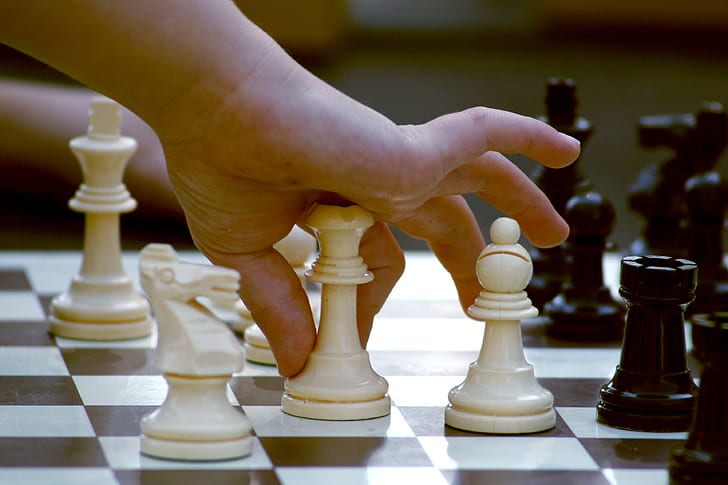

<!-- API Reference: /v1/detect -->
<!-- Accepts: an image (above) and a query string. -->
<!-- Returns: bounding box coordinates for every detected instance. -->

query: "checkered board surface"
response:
[0,250,691,485]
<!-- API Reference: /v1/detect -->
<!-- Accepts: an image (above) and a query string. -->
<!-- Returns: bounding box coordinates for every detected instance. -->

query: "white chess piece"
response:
[281,204,390,420]
[445,217,556,434]
[50,97,153,340]
[138,244,252,461]
[202,289,253,334]
[244,225,318,365]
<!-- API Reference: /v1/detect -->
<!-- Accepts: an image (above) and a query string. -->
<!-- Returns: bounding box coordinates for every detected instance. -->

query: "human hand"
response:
[0,0,578,376]
[154,43,580,377]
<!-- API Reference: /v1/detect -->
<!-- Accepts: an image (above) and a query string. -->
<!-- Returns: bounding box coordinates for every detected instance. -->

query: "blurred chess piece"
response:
[544,191,624,341]
[138,244,252,461]
[446,217,555,434]
[199,290,254,334]
[629,102,727,256]
[50,96,152,340]
[529,78,594,309]
[670,311,728,484]
[684,171,728,315]
[243,225,318,365]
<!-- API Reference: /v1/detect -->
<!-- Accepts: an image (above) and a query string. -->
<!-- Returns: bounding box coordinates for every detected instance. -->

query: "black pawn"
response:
[529,78,594,309]
[597,255,698,432]
[544,192,625,341]
[685,171,728,316]
[670,312,728,484]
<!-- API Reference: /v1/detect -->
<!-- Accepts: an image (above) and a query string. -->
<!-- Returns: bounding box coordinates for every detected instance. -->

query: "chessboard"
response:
[0,249,688,485]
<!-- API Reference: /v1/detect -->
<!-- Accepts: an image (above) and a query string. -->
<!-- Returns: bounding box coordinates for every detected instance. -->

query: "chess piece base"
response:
[243,343,276,366]
[445,361,555,434]
[527,275,564,310]
[281,393,391,421]
[445,405,555,434]
[596,400,694,433]
[243,324,276,365]
[140,375,252,460]
[243,324,276,366]
[544,297,624,341]
[140,434,252,462]
[49,314,153,341]
[670,449,728,485]
[50,277,153,340]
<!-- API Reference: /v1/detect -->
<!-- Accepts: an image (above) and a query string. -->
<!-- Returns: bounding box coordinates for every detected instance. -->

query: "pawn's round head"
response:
[476,218,533,293]
[490,217,521,245]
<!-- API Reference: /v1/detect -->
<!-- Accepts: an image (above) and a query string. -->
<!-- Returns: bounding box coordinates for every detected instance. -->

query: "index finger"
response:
[435,151,569,248]
[388,195,485,312]
[420,106,581,170]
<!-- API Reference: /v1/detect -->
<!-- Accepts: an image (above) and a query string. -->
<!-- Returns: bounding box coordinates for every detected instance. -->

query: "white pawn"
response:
[138,244,252,461]
[445,217,555,434]
[243,225,318,365]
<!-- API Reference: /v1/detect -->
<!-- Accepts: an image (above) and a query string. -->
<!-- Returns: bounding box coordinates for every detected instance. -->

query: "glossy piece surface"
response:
[670,312,728,484]
[545,191,625,341]
[597,256,698,432]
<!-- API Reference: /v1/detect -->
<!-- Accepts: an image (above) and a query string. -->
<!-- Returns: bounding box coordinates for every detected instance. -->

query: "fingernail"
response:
[560,133,581,147]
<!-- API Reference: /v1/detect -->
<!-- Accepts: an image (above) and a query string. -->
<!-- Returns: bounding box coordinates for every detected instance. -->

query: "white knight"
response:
[138,244,252,461]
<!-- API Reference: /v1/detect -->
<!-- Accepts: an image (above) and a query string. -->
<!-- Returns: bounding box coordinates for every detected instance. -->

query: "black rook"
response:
[597,255,698,432]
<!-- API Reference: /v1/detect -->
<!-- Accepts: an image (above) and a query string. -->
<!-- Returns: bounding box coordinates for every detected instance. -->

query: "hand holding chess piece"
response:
[446,217,555,434]
[281,204,390,420]
[138,244,252,461]
[244,225,318,365]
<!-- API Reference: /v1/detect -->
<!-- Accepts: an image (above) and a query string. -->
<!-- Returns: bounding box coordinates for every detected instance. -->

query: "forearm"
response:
[0,81,87,182]
[0,0,282,137]
[0,79,185,220]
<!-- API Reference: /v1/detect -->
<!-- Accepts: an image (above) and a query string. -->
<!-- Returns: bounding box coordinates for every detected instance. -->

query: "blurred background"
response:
[0,0,726,252]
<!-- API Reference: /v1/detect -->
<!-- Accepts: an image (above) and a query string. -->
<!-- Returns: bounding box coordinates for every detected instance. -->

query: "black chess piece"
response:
[629,102,728,256]
[544,191,625,340]
[685,171,728,316]
[597,255,698,432]
[529,78,593,309]
[691,311,728,372]
[670,312,728,485]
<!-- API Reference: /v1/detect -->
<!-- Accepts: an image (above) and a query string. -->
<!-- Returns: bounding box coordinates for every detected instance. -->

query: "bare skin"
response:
[0,80,179,221]
[0,0,579,376]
